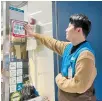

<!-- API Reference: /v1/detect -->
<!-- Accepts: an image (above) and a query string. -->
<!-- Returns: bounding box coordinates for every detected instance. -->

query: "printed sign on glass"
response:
[17,76,22,83]
[10,69,16,77]
[11,19,27,38]
[17,62,22,69]
[10,62,16,70]
[10,85,16,93]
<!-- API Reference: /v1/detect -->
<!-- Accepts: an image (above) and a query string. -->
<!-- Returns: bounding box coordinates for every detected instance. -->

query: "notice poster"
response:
[10,62,16,70]
[10,85,16,93]
[17,69,22,76]
[11,19,27,38]
[10,77,16,85]
[17,62,22,69]
[10,69,16,77]
[17,76,23,83]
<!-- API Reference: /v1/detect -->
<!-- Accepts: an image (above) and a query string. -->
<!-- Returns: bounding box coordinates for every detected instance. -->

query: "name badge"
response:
[68,66,72,79]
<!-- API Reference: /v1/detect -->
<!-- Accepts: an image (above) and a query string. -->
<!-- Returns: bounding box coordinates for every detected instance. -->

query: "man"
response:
[24,14,97,101]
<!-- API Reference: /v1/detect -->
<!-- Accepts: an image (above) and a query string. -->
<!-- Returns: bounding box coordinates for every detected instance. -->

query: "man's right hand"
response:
[24,24,36,37]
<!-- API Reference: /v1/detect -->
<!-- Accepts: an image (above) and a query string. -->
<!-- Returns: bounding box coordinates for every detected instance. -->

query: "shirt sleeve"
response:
[34,33,70,56]
[55,50,97,93]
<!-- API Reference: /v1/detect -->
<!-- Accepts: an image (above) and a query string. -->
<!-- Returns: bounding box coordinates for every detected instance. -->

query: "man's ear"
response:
[75,27,82,33]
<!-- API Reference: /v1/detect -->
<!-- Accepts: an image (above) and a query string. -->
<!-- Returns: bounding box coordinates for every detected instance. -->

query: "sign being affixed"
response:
[11,19,27,38]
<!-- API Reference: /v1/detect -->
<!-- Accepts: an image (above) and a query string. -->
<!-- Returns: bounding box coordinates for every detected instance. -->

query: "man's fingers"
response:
[24,24,32,29]
[24,25,27,31]
[27,24,32,29]
[24,25,29,29]
[24,25,29,30]
[24,24,28,29]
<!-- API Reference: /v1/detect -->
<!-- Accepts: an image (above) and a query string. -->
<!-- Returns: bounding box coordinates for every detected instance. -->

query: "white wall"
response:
[22,1,55,101]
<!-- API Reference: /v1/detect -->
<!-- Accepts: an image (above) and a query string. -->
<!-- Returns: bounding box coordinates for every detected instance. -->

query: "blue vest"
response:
[61,42,95,77]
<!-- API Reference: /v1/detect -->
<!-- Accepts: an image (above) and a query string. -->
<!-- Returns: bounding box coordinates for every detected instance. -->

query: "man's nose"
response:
[66,28,68,32]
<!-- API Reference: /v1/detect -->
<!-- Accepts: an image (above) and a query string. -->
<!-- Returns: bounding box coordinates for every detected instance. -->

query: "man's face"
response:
[66,23,77,41]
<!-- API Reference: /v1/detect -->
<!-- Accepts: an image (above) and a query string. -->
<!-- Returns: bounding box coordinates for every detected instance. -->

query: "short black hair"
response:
[69,14,91,37]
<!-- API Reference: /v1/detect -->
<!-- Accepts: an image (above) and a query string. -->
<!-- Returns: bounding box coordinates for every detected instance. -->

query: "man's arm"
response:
[55,50,97,93]
[34,33,70,56]
[24,24,70,55]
